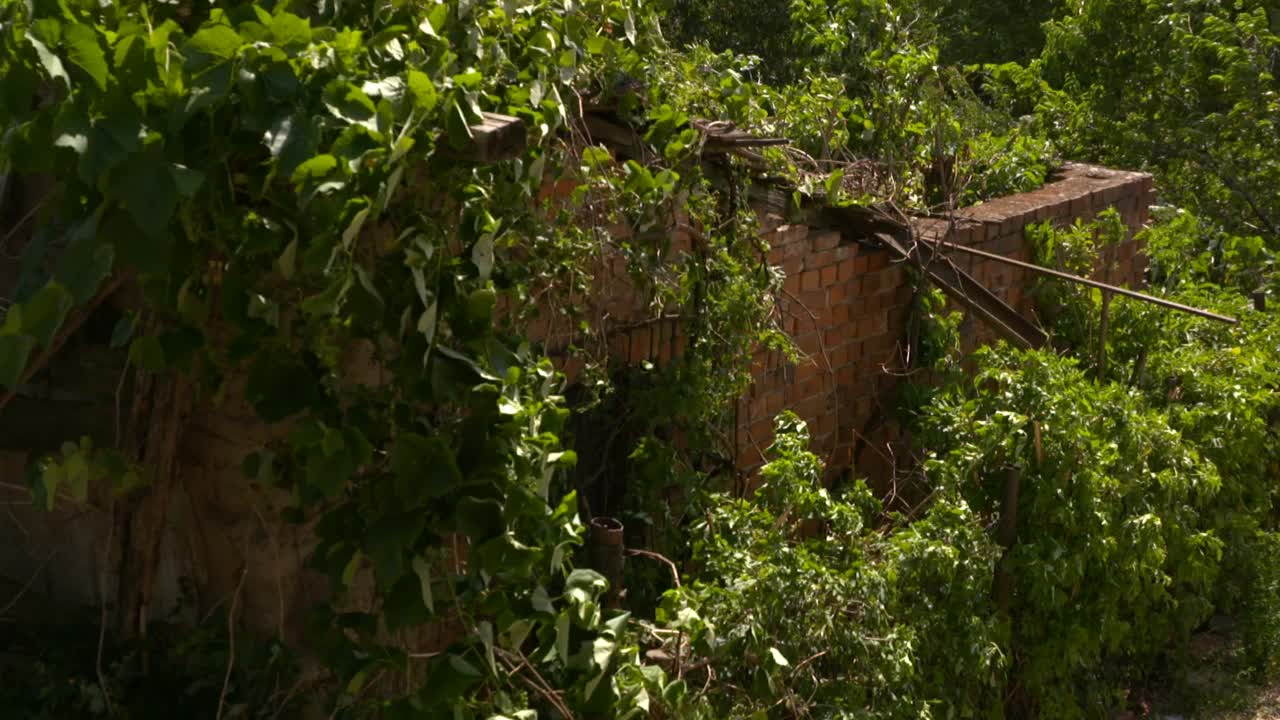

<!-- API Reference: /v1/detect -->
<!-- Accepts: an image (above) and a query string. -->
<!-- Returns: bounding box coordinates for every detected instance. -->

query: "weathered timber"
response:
[923,235,1239,325]
[876,232,1049,350]
[443,112,528,163]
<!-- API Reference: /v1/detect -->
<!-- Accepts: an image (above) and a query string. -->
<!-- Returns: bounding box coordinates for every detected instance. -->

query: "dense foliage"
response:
[2,0,1279,718]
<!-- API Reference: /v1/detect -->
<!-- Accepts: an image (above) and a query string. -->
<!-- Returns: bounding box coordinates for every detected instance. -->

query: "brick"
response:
[832,303,850,323]
[817,413,838,437]
[836,366,856,387]
[855,310,889,339]
[799,376,825,399]
[824,326,843,348]
[737,445,764,471]
[749,418,774,444]
[835,244,856,261]
[837,258,856,282]
[862,271,881,296]
[629,327,651,364]
[772,223,808,247]
[805,250,837,270]
[799,290,827,311]
[866,251,890,271]
[801,270,822,292]
[830,344,850,366]
[821,265,838,287]
[795,360,819,383]
[854,255,870,274]
[784,270,801,296]
[765,390,785,416]
[811,231,841,251]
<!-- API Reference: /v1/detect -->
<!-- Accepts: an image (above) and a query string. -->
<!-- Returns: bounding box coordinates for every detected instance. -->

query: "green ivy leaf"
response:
[323,80,378,128]
[114,151,178,237]
[292,153,339,185]
[28,36,69,87]
[55,219,114,304]
[446,100,474,150]
[391,433,462,505]
[186,24,243,62]
[471,234,495,281]
[110,312,136,349]
[412,555,435,614]
[301,273,352,317]
[64,23,108,91]
[21,283,73,348]
[455,496,504,542]
[269,13,311,49]
[384,573,433,630]
[129,335,167,372]
[169,164,205,197]
[406,70,439,113]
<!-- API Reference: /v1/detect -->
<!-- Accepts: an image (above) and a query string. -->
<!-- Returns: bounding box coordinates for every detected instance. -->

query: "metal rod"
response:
[922,237,1239,325]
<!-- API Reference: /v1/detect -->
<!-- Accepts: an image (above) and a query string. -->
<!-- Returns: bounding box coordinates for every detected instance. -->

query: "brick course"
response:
[536,163,1154,485]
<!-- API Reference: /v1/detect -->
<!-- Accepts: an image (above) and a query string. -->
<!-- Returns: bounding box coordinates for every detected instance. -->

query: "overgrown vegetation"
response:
[1,0,1278,718]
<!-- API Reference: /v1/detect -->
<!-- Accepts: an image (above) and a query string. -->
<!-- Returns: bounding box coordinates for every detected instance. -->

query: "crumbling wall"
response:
[0,163,1154,642]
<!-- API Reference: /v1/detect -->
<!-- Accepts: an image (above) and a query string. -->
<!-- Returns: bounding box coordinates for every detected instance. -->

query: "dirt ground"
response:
[1138,617,1280,720]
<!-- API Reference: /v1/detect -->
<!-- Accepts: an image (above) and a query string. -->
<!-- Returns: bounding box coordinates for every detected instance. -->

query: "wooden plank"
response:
[444,112,528,163]
[876,232,1048,350]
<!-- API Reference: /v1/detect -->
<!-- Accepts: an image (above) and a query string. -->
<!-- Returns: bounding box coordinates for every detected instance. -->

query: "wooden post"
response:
[992,467,1022,613]
[1097,290,1111,378]
[589,516,625,609]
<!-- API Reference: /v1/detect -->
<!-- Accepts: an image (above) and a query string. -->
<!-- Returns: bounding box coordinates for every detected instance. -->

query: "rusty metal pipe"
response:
[921,236,1239,325]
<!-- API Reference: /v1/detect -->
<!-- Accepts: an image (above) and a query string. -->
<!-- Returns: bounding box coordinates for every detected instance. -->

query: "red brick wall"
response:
[540,163,1156,486]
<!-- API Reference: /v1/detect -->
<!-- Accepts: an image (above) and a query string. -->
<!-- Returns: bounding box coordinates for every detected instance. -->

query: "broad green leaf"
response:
[384,573,433,630]
[40,461,65,511]
[446,100,474,150]
[455,496,504,541]
[342,207,369,250]
[55,219,114,304]
[29,36,69,86]
[269,13,311,48]
[478,621,496,674]
[113,151,178,237]
[323,80,377,128]
[390,432,462,504]
[471,235,495,281]
[64,23,108,91]
[532,585,554,614]
[129,335,167,372]
[412,555,435,614]
[292,154,339,184]
[187,24,242,61]
[406,70,438,113]
[301,273,352,316]
[21,283,73,348]
[169,164,205,197]
[109,312,136,349]
[555,612,571,663]
[277,238,298,279]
